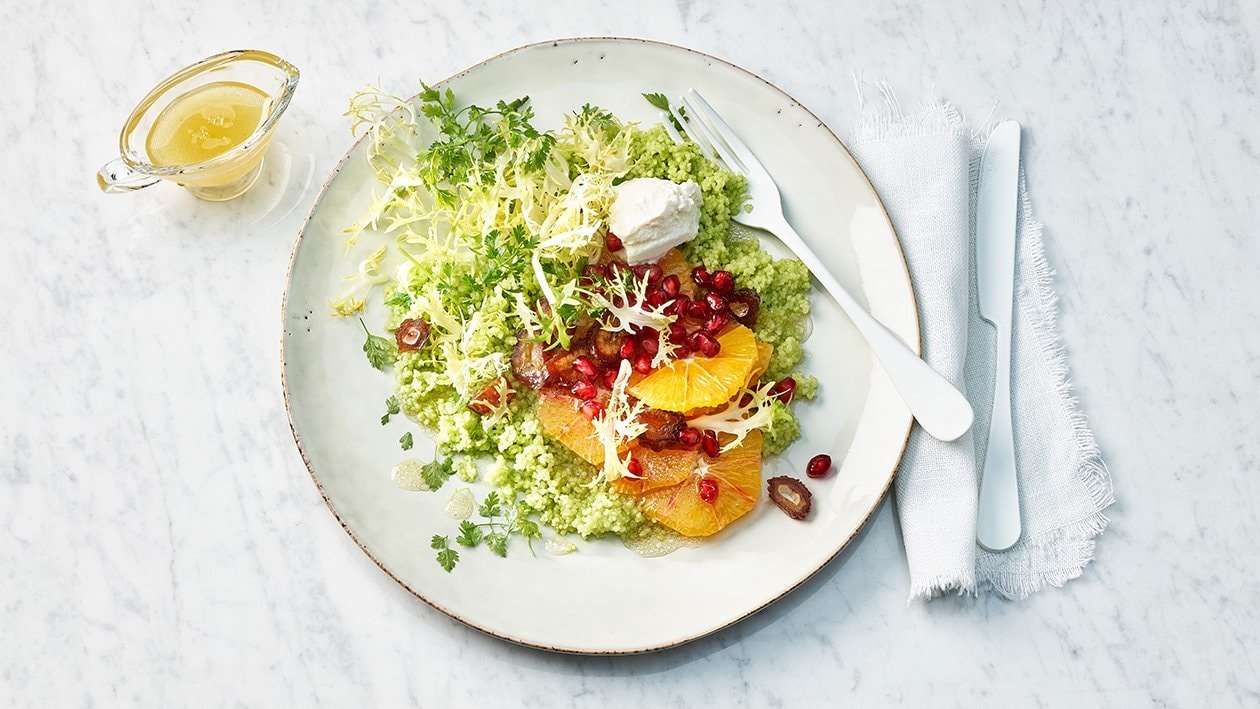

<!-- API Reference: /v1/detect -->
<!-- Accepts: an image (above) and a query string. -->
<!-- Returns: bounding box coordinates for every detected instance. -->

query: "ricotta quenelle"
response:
[607,177,703,264]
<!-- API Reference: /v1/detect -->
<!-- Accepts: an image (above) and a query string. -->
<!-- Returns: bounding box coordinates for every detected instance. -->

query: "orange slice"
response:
[609,446,698,496]
[628,324,759,412]
[536,390,603,466]
[638,431,762,537]
[749,341,773,384]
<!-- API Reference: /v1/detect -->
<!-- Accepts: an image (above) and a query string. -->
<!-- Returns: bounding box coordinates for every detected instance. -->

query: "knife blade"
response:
[976,120,1023,552]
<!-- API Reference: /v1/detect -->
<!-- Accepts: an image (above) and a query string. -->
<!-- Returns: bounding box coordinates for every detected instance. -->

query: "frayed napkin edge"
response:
[976,182,1115,600]
[850,79,1115,602]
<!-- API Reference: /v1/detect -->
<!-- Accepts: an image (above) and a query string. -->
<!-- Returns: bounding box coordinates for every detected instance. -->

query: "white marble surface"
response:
[3,0,1258,705]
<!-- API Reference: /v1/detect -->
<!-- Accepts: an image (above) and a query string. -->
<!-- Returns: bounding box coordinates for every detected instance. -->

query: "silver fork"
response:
[670,89,973,442]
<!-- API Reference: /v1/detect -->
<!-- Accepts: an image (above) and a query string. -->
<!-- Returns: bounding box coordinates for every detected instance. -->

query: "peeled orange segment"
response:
[749,342,774,385]
[609,446,699,496]
[536,390,603,466]
[629,325,759,412]
[639,431,763,537]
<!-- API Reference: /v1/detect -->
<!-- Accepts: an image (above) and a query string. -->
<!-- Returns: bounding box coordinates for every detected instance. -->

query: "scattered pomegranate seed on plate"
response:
[806,454,832,478]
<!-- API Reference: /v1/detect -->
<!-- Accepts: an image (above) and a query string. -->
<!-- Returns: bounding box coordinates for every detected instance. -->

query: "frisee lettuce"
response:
[338,84,638,401]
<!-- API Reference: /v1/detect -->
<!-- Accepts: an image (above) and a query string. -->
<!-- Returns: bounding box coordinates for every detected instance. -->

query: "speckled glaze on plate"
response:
[281,38,917,654]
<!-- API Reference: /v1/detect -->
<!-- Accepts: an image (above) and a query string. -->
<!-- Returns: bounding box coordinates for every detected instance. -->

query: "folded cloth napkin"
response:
[846,85,1114,600]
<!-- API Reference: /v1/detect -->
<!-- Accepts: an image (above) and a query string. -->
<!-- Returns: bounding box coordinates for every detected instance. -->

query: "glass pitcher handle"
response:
[97,158,161,194]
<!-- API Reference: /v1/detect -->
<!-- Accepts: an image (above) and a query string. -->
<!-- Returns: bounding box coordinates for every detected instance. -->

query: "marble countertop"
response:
[4,0,1258,705]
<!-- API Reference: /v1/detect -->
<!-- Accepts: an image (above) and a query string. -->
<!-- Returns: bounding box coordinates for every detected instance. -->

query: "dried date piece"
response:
[767,476,812,520]
[510,332,549,389]
[727,288,760,327]
[591,329,625,365]
[395,318,431,352]
[637,408,686,450]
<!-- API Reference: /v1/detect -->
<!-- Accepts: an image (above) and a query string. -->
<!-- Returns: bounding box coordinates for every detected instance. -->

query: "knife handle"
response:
[977,317,1022,551]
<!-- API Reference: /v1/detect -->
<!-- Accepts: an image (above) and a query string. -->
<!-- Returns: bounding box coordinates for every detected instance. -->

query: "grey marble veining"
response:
[2,0,1258,705]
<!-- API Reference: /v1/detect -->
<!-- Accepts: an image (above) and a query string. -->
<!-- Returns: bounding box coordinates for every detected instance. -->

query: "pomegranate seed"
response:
[573,355,599,381]
[702,313,730,335]
[647,289,670,307]
[619,338,637,359]
[701,430,720,457]
[806,454,833,479]
[668,322,688,344]
[640,336,659,356]
[661,274,681,297]
[633,353,654,374]
[605,232,623,251]
[584,263,611,281]
[673,343,692,358]
[710,270,735,294]
[672,296,692,317]
[687,300,709,319]
[698,477,719,504]
[704,292,728,313]
[643,264,663,283]
[571,380,597,400]
[627,457,643,477]
[770,376,797,403]
[579,400,605,419]
[679,427,702,447]
[689,332,721,358]
[602,368,619,388]
[691,266,711,286]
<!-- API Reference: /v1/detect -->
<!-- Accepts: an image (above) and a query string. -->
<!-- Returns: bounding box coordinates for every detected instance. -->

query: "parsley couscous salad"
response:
[332,84,823,571]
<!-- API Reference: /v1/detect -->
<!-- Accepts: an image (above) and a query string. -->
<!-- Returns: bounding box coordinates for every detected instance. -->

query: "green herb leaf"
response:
[421,456,454,491]
[359,318,396,370]
[399,432,414,451]
[484,533,508,558]
[436,548,459,572]
[643,92,670,111]
[431,535,458,572]
[384,291,413,308]
[478,491,502,520]
[455,520,482,547]
[642,92,687,133]
[515,517,541,540]
[381,395,401,425]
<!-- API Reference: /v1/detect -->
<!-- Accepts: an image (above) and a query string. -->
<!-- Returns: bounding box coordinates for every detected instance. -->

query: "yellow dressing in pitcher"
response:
[145,81,268,166]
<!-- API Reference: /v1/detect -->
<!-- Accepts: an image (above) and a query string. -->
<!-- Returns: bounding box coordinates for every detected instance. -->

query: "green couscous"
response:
[341,87,820,561]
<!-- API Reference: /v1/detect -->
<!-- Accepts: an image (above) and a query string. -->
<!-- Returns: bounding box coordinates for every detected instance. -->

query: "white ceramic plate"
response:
[282,38,916,654]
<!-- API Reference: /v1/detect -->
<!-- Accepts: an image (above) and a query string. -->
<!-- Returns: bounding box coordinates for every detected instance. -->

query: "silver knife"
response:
[976,120,1023,552]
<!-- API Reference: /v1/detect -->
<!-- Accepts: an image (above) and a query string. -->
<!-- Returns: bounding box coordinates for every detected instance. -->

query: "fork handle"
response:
[768,216,974,442]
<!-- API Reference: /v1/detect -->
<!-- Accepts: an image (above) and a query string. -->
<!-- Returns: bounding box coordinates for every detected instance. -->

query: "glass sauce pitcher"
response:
[97,50,299,201]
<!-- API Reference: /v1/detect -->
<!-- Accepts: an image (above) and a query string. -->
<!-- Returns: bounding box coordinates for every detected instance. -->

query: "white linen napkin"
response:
[846,86,1114,600]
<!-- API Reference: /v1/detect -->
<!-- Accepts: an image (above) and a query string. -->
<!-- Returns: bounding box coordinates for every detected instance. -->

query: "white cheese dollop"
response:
[607,178,703,265]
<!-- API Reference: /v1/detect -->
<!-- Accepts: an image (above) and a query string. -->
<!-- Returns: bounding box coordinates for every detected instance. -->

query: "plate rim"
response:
[280,36,918,655]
